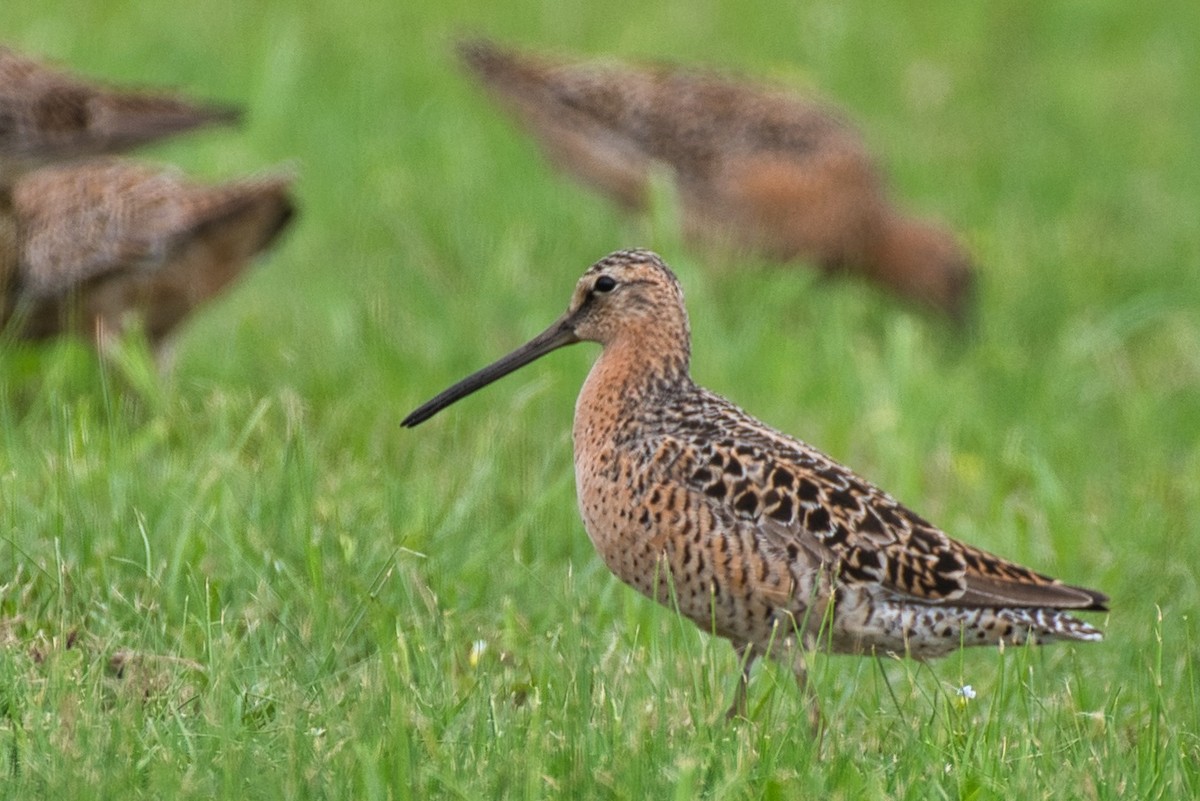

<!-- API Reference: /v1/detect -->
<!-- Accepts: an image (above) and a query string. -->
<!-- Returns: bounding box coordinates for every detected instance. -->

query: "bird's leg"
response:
[91,315,122,360]
[152,336,180,375]
[726,643,756,720]
[790,648,823,734]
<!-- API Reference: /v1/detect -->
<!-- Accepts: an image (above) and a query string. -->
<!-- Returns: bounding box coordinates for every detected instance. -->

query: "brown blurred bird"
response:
[0,159,294,357]
[0,45,239,185]
[458,39,975,321]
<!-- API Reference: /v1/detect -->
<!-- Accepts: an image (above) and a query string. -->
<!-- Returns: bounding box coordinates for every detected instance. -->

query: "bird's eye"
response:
[594,275,617,293]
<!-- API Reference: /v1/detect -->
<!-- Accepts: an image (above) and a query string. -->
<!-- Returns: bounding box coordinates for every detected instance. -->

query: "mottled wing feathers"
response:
[178,173,295,251]
[13,161,191,296]
[68,90,239,152]
[128,172,294,343]
[456,38,859,176]
[458,39,656,207]
[457,38,551,98]
[662,389,1108,611]
[11,160,292,299]
[12,161,171,295]
[458,38,634,126]
[953,543,1108,610]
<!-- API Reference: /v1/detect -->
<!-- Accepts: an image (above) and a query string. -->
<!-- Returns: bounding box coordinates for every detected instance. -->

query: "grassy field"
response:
[2,0,1198,797]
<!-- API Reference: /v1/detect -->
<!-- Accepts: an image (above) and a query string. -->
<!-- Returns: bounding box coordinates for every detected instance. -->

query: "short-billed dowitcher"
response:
[0,159,294,356]
[403,249,1105,718]
[0,45,238,184]
[458,39,974,321]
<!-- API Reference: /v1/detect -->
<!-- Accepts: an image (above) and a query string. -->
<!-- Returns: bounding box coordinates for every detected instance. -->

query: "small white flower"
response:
[956,684,976,700]
[469,639,488,667]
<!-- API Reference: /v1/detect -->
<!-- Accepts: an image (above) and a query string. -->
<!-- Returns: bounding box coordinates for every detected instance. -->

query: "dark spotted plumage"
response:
[0,45,238,184]
[403,249,1107,717]
[457,39,975,321]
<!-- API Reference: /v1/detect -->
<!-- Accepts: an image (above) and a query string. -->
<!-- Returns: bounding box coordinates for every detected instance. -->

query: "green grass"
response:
[2,0,1199,797]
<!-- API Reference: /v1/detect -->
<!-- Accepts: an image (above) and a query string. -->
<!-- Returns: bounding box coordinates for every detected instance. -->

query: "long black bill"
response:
[401,313,580,427]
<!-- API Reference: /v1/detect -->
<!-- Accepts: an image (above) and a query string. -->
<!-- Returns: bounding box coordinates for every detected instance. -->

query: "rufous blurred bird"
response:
[458,39,975,321]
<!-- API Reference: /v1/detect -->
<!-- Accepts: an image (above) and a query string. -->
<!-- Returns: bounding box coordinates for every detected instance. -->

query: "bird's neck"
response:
[573,327,691,447]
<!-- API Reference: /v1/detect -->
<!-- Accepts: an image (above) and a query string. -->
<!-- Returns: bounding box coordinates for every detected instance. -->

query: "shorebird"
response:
[0,159,295,357]
[403,249,1106,719]
[0,45,238,185]
[458,39,975,321]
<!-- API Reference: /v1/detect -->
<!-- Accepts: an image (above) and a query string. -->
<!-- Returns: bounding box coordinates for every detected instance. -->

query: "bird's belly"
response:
[574,465,823,648]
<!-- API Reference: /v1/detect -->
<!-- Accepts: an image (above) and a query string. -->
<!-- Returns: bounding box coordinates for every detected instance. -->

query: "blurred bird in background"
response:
[0,45,239,187]
[0,159,294,361]
[459,38,975,322]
